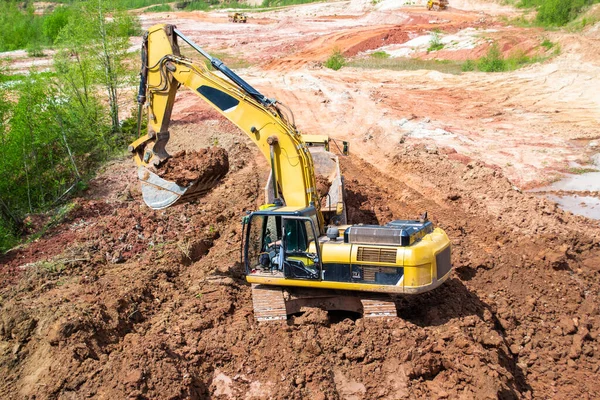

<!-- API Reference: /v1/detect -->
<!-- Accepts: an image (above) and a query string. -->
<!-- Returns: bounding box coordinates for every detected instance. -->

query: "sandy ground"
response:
[2,0,600,399]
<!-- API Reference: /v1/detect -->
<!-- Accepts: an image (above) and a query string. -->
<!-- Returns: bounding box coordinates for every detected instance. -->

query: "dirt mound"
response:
[156,147,229,187]
[342,146,600,398]
[343,28,411,57]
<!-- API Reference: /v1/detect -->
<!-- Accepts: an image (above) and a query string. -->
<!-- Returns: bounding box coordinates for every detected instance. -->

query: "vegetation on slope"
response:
[0,1,141,253]
[514,0,600,26]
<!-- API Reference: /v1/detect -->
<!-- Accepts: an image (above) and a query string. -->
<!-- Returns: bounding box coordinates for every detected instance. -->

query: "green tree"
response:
[56,0,139,134]
[43,5,74,44]
[0,1,44,51]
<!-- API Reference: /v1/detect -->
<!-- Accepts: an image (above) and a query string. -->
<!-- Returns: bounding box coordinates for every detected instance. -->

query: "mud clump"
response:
[156,147,229,187]
[315,175,331,201]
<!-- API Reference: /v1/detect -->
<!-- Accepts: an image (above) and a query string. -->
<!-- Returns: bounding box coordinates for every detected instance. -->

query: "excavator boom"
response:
[130,25,324,227]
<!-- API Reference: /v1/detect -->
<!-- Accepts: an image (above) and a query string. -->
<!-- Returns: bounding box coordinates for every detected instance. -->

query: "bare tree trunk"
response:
[56,111,81,179]
[97,0,120,133]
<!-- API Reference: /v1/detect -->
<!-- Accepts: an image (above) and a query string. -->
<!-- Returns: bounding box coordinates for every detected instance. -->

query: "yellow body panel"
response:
[246,267,451,294]
[256,227,451,293]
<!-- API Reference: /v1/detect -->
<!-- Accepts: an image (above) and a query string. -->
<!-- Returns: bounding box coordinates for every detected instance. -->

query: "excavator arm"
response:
[129,24,324,228]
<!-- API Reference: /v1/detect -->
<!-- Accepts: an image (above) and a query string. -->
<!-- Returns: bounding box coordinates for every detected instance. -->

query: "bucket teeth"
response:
[138,166,226,210]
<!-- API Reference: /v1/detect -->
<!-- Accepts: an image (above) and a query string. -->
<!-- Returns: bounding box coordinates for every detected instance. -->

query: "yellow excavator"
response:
[130,24,452,321]
[228,12,247,23]
[427,0,448,11]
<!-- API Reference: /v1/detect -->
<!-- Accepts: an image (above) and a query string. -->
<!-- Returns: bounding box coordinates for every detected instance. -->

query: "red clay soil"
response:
[156,147,229,187]
[1,139,599,399]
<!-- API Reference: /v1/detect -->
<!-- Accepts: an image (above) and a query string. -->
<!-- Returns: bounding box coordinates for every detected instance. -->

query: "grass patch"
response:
[0,72,27,84]
[566,3,600,29]
[324,49,345,71]
[514,0,600,26]
[568,167,598,174]
[461,59,476,72]
[348,57,465,74]
[477,43,506,72]
[541,38,555,49]
[462,42,548,73]
[145,4,171,12]
[427,32,445,52]
[371,51,390,59]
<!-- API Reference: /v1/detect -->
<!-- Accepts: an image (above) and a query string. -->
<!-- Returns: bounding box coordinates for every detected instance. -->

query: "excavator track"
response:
[252,284,288,322]
[360,296,398,318]
[251,285,398,322]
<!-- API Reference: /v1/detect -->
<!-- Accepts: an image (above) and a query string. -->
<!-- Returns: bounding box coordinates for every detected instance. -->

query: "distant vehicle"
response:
[427,0,448,10]
[228,12,248,23]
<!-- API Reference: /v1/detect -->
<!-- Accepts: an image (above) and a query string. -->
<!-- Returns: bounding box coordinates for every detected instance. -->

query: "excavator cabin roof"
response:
[254,205,317,216]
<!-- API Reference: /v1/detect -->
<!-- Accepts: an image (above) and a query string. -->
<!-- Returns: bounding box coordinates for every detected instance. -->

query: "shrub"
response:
[371,51,390,59]
[0,219,18,253]
[541,38,555,49]
[461,59,476,71]
[477,43,506,72]
[427,32,444,52]
[536,0,574,25]
[43,6,73,44]
[324,49,345,71]
[26,42,45,57]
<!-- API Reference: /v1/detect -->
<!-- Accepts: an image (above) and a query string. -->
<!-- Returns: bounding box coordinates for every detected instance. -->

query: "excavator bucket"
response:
[135,147,229,210]
[137,166,227,209]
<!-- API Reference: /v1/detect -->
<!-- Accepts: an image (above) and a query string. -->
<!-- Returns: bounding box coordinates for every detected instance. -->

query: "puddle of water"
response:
[530,152,600,220]
[542,172,600,192]
[545,194,600,220]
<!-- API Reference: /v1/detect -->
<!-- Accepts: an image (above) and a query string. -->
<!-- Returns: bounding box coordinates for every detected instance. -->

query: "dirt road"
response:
[1,0,600,398]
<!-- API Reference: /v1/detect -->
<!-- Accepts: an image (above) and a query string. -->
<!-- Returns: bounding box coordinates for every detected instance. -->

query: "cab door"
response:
[281,216,322,280]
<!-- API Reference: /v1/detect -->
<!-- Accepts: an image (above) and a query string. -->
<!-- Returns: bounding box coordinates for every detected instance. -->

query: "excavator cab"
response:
[244,206,322,281]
